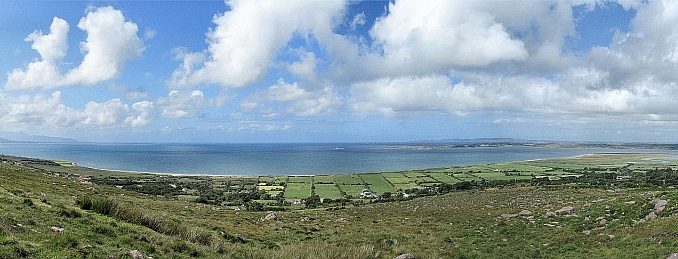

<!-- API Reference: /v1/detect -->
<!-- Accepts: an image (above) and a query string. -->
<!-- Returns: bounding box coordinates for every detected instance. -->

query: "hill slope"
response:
[0,162,676,258]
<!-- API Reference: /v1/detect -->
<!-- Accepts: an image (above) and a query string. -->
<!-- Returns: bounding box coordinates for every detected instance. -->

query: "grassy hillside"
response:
[0,157,676,258]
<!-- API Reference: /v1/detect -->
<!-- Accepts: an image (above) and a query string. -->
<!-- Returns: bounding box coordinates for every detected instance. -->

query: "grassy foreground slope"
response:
[0,159,677,258]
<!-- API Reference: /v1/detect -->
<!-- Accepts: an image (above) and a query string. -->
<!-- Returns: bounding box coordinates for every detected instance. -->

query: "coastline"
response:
[80,165,319,178]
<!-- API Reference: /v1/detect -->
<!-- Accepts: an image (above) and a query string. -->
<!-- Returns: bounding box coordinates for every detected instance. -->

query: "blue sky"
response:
[2,0,678,143]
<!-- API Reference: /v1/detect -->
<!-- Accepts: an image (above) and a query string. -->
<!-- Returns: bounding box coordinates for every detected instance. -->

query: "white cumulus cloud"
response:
[170,0,346,88]
[157,90,226,118]
[5,6,143,90]
[5,17,69,90]
[242,79,342,117]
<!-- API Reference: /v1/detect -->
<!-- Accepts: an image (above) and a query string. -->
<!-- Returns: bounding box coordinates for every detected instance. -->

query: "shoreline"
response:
[81,165,320,178]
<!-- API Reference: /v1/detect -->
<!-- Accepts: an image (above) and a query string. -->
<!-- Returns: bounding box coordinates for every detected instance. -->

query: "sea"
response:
[0,142,664,175]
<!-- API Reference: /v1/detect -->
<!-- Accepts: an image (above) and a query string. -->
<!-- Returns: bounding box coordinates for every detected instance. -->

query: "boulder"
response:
[666,253,678,259]
[394,254,415,259]
[598,218,607,226]
[129,250,145,259]
[263,212,279,221]
[519,210,533,216]
[654,199,668,214]
[50,226,64,233]
[644,211,657,221]
[555,206,575,215]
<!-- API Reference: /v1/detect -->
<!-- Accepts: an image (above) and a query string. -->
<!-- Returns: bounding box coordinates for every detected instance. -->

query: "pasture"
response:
[360,174,396,193]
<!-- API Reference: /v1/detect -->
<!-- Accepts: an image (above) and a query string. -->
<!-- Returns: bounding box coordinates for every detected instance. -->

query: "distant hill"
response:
[410,138,538,144]
[0,131,77,143]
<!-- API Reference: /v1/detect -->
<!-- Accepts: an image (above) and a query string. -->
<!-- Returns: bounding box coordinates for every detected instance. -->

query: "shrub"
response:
[22,198,33,207]
[92,198,116,215]
[15,246,29,258]
[305,195,321,209]
[76,196,93,210]
[57,205,81,218]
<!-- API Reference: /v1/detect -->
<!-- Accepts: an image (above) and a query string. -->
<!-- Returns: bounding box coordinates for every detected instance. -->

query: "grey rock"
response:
[644,211,657,221]
[666,253,678,259]
[263,212,279,221]
[129,250,145,259]
[654,199,668,214]
[555,206,575,215]
[394,254,415,259]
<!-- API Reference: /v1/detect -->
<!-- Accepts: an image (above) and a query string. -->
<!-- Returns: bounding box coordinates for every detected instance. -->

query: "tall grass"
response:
[76,196,213,245]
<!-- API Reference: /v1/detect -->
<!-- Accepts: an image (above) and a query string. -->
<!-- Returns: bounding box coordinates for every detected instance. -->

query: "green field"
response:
[360,174,396,193]
[258,176,287,185]
[452,173,481,181]
[402,172,427,177]
[287,176,312,183]
[413,176,437,183]
[334,174,364,185]
[283,182,311,199]
[392,182,419,190]
[338,184,367,197]
[426,173,461,184]
[313,175,335,184]
[473,172,535,181]
[452,165,496,173]
[382,173,411,184]
[314,184,343,199]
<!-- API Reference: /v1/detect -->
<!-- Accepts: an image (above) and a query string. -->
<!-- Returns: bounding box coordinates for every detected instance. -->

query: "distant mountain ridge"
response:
[0,131,77,143]
[410,138,539,144]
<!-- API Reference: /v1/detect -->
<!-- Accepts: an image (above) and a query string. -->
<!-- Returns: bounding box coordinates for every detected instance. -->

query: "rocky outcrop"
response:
[394,254,415,259]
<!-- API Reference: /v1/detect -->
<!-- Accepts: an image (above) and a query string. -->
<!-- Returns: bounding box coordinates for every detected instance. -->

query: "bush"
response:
[22,198,33,207]
[305,195,321,209]
[57,205,81,218]
[15,246,29,258]
[92,198,116,215]
[76,196,93,210]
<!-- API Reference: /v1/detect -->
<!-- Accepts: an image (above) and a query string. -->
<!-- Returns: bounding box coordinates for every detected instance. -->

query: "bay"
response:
[0,142,660,175]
